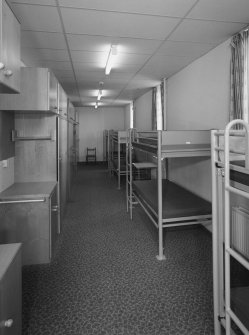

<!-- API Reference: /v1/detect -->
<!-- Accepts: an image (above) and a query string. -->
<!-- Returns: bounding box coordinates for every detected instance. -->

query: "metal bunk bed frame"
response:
[127,128,212,261]
[109,130,128,189]
[212,119,249,335]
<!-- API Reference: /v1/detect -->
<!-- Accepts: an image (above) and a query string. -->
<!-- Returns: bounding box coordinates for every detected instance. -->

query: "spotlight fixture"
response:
[105,45,117,75]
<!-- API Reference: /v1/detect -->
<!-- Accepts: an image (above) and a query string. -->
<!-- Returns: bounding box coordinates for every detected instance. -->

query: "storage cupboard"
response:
[0,182,58,265]
[0,0,20,93]
[0,243,22,335]
[0,67,58,111]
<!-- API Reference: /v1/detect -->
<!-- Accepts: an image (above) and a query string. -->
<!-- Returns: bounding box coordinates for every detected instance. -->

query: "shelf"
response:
[11,130,56,142]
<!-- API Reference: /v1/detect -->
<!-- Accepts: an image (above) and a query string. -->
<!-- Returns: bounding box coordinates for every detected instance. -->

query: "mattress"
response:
[133,179,211,219]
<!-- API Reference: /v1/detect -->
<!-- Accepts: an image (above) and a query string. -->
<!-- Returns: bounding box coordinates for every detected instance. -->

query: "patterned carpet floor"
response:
[22,165,214,335]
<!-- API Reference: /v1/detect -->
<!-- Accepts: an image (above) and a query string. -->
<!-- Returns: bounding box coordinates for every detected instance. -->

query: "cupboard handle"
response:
[4,319,13,328]
[0,62,5,70]
[4,69,13,77]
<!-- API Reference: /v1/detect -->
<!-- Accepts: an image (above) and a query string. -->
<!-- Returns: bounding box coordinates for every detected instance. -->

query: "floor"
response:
[22,165,214,335]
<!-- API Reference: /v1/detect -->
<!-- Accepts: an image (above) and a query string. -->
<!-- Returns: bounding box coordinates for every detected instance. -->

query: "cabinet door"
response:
[50,188,59,258]
[48,71,58,112]
[0,249,21,335]
[0,0,20,93]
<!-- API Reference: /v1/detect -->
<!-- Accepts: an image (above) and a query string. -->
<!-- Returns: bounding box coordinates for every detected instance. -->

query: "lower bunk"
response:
[131,179,212,259]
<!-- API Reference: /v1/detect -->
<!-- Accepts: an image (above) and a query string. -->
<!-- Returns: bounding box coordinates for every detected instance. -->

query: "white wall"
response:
[124,104,130,130]
[167,39,231,231]
[77,106,125,162]
[134,90,153,130]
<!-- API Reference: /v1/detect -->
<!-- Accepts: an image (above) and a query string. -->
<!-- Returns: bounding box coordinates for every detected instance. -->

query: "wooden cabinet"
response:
[58,86,68,221]
[0,67,58,112]
[0,243,21,335]
[0,0,20,93]
[0,182,59,265]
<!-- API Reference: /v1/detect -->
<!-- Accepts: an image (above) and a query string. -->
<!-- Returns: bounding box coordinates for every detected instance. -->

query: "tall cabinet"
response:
[0,67,78,264]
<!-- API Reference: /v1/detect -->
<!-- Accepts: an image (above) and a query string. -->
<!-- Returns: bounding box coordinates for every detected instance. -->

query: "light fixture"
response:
[95,102,98,109]
[105,45,117,75]
[97,82,104,101]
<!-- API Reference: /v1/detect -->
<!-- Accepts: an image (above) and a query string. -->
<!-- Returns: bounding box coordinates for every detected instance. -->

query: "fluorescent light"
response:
[97,89,102,101]
[105,45,117,75]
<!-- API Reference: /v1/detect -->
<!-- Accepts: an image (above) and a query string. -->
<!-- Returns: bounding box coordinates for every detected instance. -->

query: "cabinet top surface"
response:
[0,181,57,199]
[0,243,21,280]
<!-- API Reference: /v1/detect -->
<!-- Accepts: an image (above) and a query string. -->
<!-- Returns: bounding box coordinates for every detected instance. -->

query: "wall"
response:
[167,39,231,231]
[134,90,152,130]
[78,106,125,162]
[124,104,130,130]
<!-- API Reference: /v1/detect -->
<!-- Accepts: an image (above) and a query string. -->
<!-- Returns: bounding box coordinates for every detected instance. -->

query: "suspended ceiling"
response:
[8,0,249,107]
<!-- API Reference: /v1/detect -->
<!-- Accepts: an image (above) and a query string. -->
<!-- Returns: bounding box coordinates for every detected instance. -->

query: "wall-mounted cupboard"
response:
[0,0,20,94]
[0,67,58,112]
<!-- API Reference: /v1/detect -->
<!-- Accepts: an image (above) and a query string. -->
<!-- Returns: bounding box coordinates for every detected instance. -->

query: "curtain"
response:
[160,80,165,130]
[152,87,157,130]
[230,30,249,128]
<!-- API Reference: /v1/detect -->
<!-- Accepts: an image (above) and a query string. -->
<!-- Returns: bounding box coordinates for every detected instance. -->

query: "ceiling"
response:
[8,0,249,108]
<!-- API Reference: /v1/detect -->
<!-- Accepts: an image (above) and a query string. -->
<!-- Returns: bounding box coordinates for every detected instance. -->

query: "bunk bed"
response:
[109,130,128,189]
[212,119,249,335]
[127,129,212,260]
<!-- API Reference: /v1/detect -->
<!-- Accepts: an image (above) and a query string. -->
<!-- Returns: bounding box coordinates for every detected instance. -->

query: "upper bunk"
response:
[131,130,211,159]
[212,124,249,188]
[110,130,128,144]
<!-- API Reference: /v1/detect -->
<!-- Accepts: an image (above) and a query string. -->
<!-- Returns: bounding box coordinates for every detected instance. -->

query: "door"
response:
[58,86,68,223]
[0,249,21,335]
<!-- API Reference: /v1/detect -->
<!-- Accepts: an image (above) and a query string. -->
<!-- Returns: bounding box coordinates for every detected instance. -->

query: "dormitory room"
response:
[1,0,249,334]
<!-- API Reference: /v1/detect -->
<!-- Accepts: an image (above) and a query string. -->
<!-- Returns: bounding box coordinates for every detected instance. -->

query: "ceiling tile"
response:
[187,0,249,23]
[140,54,194,80]
[22,48,70,61]
[11,3,62,32]
[39,60,73,71]
[67,35,162,54]
[71,50,108,63]
[158,41,216,57]
[58,0,197,17]
[61,8,180,40]
[21,31,67,49]
[169,19,246,44]
[11,0,56,4]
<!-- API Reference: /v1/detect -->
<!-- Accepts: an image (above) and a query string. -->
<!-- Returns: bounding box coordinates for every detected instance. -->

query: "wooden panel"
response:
[0,0,20,93]
[0,244,21,335]
[0,200,50,265]
[0,68,54,111]
[0,111,15,160]
[14,113,57,182]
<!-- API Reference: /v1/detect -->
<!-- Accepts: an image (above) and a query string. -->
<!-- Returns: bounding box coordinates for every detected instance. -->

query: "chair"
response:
[86,147,96,164]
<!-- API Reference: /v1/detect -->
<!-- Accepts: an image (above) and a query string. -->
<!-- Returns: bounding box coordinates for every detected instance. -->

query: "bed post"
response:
[211,130,221,335]
[118,132,121,189]
[156,130,166,260]
[129,129,133,220]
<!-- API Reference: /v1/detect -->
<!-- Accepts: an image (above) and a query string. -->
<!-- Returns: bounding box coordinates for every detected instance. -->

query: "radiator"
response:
[231,207,249,260]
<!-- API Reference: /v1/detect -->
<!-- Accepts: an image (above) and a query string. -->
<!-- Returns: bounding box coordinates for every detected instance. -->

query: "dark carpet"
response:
[22,165,214,335]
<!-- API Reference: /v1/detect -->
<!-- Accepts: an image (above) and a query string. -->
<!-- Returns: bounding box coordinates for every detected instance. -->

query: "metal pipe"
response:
[156,130,165,261]
[211,130,221,335]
